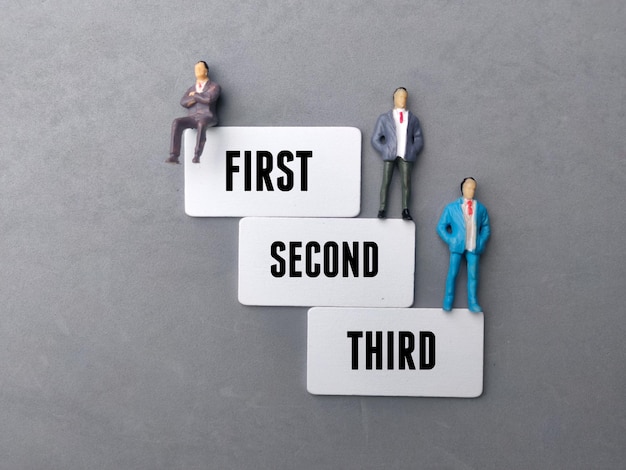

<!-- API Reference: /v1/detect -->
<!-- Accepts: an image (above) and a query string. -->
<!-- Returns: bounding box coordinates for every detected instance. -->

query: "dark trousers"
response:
[170,115,216,158]
[379,157,413,211]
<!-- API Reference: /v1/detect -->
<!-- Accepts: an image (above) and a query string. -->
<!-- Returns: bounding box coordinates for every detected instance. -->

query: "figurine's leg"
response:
[443,253,462,311]
[168,117,194,163]
[466,252,482,312]
[399,160,413,210]
[379,161,396,214]
[192,122,207,163]
[399,160,413,220]
[192,117,217,163]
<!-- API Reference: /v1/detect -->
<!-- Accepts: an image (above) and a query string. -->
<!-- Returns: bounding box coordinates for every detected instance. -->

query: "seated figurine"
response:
[167,61,220,164]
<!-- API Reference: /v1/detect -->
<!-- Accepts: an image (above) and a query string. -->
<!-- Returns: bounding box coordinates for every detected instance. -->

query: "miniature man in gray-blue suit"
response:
[437,177,491,312]
[371,87,424,220]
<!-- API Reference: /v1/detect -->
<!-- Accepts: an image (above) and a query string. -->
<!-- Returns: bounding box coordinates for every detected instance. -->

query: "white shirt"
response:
[196,81,208,93]
[393,108,408,159]
[463,198,477,252]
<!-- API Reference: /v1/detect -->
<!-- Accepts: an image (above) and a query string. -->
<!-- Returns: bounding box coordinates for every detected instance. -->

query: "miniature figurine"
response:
[167,61,221,164]
[371,87,424,220]
[437,177,491,312]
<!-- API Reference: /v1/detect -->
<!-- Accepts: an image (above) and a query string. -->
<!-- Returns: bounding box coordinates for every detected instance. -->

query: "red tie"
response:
[399,111,404,124]
[467,200,473,215]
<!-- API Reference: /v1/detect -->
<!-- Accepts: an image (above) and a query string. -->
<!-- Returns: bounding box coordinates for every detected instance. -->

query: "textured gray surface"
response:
[1,1,625,468]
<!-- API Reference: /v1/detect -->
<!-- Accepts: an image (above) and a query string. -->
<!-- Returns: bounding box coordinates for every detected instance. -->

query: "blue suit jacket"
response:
[437,198,490,255]
[371,110,424,162]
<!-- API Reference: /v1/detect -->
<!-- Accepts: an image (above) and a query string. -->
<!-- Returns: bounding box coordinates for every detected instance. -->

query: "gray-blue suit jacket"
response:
[371,110,424,162]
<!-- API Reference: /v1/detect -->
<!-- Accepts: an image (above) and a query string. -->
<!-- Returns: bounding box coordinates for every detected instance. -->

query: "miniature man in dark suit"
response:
[371,87,424,220]
[167,61,220,164]
[437,177,491,312]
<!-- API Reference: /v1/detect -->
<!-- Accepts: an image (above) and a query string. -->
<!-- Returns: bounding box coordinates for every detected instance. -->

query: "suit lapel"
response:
[454,198,465,229]
[407,111,416,130]
[385,111,397,151]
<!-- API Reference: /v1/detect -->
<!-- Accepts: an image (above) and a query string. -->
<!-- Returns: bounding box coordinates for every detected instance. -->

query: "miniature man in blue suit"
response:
[371,87,424,220]
[437,177,491,312]
[166,61,220,164]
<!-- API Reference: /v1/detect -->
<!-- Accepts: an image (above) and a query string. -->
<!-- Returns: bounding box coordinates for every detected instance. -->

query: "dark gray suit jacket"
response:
[180,80,221,125]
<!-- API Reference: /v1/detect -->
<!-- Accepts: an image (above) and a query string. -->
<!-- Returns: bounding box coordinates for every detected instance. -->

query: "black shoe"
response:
[377,210,386,219]
[166,156,180,164]
[192,156,200,164]
[402,209,412,220]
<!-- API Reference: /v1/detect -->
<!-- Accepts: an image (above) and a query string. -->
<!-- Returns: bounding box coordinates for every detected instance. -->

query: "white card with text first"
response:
[238,217,415,307]
[184,127,361,217]
[308,308,484,397]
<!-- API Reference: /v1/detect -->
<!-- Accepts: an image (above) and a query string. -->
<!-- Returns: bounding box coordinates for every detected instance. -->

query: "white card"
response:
[307,308,484,397]
[183,127,361,217]
[238,217,415,307]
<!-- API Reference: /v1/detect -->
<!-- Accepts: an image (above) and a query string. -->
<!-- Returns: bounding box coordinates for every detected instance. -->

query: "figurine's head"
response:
[195,61,209,80]
[393,87,408,109]
[461,177,477,200]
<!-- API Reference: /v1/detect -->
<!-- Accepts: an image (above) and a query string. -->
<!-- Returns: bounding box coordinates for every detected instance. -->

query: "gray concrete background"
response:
[1,1,625,468]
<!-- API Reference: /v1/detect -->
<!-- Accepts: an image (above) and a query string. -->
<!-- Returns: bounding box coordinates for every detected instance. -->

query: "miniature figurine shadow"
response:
[371,87,424,220]
[437,177,491,313]
[167,61,221,164]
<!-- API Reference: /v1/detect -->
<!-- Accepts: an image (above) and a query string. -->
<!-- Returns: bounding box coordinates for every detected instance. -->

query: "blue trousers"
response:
[445,251,479,305]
